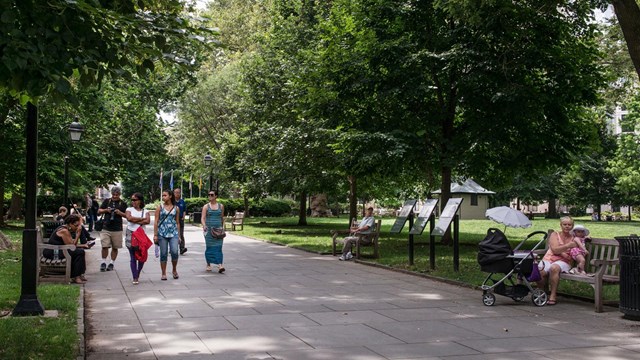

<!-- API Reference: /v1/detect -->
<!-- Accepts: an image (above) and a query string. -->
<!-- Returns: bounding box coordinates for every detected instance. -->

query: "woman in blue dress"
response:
[153,190,181,280]
[201,190,225,273]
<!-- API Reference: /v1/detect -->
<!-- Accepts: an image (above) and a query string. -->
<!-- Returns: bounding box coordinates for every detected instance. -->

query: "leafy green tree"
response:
[0,0,215,222]
[0,0,212,101]
[560,118,619,215]
[609,93,640,207]
[313,0,604,221]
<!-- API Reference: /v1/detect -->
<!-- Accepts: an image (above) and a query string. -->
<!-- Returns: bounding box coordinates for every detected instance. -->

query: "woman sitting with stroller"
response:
[538,216,578,305]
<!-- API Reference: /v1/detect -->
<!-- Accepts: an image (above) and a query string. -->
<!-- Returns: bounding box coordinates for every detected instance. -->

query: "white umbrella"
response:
[485,206,532,230]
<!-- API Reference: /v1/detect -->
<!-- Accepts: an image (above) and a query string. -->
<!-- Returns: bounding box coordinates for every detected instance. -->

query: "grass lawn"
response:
[237,216,637,303]
[0,224,80,360]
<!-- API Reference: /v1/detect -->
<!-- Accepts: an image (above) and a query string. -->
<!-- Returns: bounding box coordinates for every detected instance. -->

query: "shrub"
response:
[251,198,291,217]
[185,197,207,213]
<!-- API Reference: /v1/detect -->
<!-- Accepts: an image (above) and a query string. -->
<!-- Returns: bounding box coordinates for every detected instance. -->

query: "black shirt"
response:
[100,198,128,231]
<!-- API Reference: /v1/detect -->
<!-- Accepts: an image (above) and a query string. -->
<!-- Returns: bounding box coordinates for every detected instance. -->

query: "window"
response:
[470,194,478,206]
[620,114,634,133]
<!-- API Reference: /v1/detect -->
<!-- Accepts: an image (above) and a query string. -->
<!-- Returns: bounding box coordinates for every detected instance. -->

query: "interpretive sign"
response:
[432,198,463,236]
[389,199,417,234]
[409,199,438,235]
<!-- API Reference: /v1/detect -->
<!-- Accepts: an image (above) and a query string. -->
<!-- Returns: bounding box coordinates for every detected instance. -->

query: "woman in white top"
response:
[125,192,151,285]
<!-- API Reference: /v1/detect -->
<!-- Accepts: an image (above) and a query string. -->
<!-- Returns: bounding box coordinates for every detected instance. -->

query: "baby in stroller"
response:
[568,224,590,275]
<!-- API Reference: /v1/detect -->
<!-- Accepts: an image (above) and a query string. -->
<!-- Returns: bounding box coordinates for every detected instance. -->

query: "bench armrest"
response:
[590,259,619,267]
[39,244,77,251]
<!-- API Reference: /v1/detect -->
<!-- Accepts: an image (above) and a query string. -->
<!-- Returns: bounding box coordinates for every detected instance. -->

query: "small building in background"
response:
[432,179,495,219]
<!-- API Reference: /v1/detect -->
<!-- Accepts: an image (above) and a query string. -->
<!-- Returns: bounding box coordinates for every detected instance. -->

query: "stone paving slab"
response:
[83,222,640,359]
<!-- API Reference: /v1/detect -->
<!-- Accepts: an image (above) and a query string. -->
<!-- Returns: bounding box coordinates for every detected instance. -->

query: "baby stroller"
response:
[478,228,548,307]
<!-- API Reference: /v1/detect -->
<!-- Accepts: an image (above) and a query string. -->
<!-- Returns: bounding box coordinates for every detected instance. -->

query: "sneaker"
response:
[100,263,107,272]
[346,252,353,260]
[180,248,188,255]
[338,255,347,261]
[106,263,114,271]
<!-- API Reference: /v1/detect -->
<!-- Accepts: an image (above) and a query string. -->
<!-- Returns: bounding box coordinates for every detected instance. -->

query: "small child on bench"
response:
[569,224,592,276]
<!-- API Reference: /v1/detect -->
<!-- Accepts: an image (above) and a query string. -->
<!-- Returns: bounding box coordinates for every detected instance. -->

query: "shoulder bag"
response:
[94,214,105,231]
[206,203,226,239]
[210,227,226,239]
[94,199,112,232]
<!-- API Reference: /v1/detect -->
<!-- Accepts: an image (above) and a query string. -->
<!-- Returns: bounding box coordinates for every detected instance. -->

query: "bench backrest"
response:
[585,238,620,276]
[234,212,244,221]
[371,219,382,241]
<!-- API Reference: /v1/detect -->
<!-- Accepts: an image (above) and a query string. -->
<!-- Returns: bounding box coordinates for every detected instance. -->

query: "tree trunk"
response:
[348,175,357,222]
[440,166,452,245]
[0,96,16,227]
[7,193,22,220]
[243,193,250,217]
[298,191,307,225]
[547,197,558,218]
[613,0,640,80]
[0,171,5,226]
[0,231,12,250]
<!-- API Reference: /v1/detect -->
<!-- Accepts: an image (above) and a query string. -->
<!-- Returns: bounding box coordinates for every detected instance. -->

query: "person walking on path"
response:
[201,190,226,273]
[97,187,127,272]
[125,192,151,285]
[174,187,188,255]
[87,194,99,232]
[154,190,181,280]
[85,193,94,231]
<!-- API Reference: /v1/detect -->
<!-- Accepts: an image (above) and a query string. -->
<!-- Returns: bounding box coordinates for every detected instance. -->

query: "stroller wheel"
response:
[531,289,548,306]
[482,292,496,306]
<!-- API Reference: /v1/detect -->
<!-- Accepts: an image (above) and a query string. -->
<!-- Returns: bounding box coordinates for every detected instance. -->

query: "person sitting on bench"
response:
[338,207,375,261]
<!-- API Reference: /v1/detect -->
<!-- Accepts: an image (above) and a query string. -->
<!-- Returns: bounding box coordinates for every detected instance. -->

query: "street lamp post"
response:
[12,103,42,316]
[203,152,215,192]
[13,114,83,316]
[62,119,84,210]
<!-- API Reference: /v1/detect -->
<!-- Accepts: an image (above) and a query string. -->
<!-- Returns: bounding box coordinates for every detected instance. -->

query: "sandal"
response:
[72,277,86,284]
[206,265,212,272]
[218,266,225,274]
[173,272,179,279]
[547,299,557,306]
[161,275,167,281]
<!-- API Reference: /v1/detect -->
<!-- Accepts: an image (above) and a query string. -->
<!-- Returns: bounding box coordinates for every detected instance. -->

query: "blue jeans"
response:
[158,234,179,262]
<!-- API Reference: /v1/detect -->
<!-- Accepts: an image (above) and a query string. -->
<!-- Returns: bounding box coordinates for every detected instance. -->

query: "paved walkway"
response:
[84,222,640,360]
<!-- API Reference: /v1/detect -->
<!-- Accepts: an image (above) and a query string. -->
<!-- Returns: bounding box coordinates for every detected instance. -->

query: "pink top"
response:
[543,231,573,266]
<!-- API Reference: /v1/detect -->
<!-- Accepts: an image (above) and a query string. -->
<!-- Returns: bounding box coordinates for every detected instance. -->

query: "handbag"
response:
[94,199,113,232]
[94,215,105,232]
[210,227,226,239]
[526,260,542,282]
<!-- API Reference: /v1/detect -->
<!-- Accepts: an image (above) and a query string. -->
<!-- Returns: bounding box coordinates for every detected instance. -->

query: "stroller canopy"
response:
[478,228,512,266]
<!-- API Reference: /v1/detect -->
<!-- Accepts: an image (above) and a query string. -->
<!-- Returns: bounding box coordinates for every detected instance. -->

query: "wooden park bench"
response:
[538,231,620,312]
[331,219,382,259]
[224,211,245,231]
[36,221,76,284]
[559,237,620,312]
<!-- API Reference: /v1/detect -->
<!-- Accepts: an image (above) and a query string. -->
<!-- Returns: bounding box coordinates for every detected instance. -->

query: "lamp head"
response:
[203,152,213,167]
[68,118,84,142]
